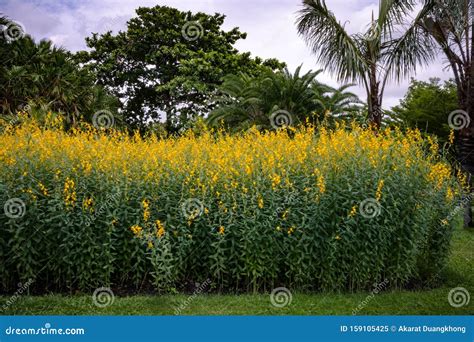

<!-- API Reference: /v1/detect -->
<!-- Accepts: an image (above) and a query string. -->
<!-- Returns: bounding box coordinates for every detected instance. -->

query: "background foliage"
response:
[77,5,285,132]
[391,78,458,140]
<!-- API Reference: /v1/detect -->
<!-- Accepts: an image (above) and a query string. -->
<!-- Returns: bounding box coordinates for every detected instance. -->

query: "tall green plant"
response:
[0,17,119,126]
[296,0,435,128]
[207,66,361,130]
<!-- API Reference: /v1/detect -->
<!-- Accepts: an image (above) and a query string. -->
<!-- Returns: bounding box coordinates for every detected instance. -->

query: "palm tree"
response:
[208,66,363,130]
[412,0,474,226]
[314,84,362,120]
[207,66,319,129]
[206,73,266,129]
[296,0,435,128]
[1,15,119,126]
[258,66,322,121]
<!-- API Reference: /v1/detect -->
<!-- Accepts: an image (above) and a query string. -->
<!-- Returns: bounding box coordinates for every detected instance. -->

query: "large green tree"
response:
[0,16,118,125]
[79,5,284,131]
[392,78,458,139]
[296,0,435,128]
[407,0,474,226]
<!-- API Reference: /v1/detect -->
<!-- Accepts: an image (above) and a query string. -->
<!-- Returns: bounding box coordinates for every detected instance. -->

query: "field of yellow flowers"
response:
[0,116,464,294]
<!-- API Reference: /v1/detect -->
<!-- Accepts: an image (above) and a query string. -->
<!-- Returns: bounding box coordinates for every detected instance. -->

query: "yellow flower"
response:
[38,182,48,196]
[142,199,150,222]
[83,196,94,210]
[155,219,165,238]
[147,241,154,249]
[445,188,454,202]
[257,195,264,209]
[130,224,143,237]
[271,174,281,189]
[427,163,451,189]
[335,235,341,240]
[314,168,326,194]
[63,177,76,207]
[348,205,357,217]
[218,226,225,235]
[375,179,384,201]
[448,130,455,145]
[426,135,439,157]
[287,226,295,235]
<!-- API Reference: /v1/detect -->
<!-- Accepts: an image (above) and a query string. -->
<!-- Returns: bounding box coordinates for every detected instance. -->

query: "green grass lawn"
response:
[1,227,473,315]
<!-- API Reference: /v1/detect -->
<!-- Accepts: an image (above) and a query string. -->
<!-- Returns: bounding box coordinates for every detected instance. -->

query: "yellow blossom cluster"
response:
[0,115,464,293]
[63,177,76,207]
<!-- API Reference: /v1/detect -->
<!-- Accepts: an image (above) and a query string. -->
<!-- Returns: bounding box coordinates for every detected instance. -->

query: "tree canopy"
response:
[0,17,118,125]
[207,66,362,130]
[296,0,436,128]
[78,5,285,131]
[391,78,458,139]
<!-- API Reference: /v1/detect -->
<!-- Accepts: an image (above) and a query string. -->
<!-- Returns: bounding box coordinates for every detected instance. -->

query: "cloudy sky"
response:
[2,0,453,108]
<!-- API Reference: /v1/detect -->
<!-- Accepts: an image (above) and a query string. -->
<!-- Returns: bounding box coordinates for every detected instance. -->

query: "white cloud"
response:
[2,0,454,109]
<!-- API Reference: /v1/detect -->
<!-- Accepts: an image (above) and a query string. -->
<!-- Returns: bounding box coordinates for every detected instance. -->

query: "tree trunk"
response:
[367,68,382,129]
[458,6,474,228]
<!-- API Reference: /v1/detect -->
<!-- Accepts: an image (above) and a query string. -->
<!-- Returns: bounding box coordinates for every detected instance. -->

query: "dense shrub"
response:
[0,117,464,294]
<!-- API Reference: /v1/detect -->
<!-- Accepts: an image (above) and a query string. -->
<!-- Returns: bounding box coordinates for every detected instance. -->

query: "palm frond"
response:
[296,0,368,83]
